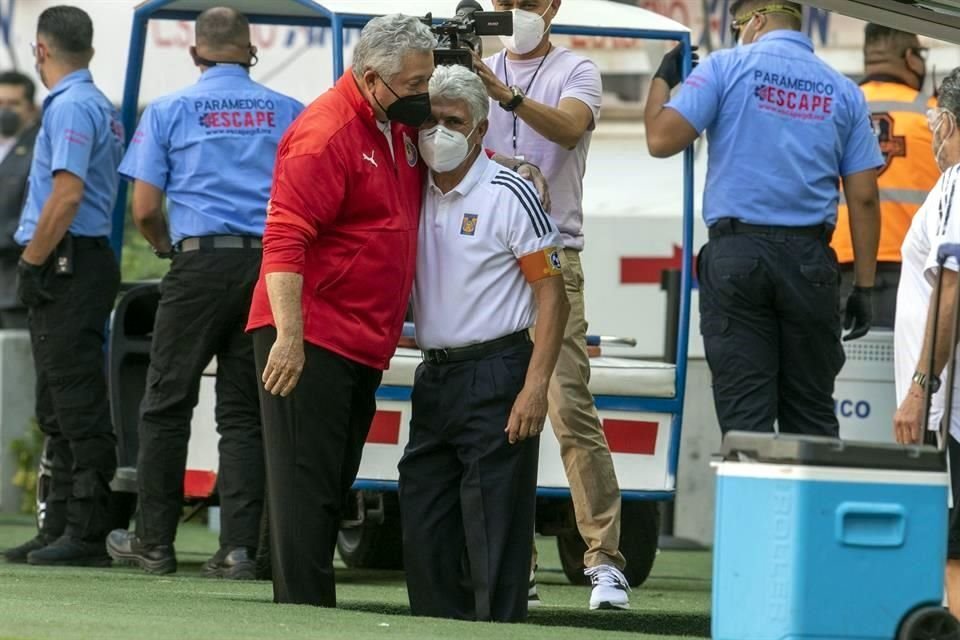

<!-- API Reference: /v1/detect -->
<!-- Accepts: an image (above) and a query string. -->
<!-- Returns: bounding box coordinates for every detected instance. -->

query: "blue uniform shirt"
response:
[667,30,883,228]
[119,65,304,244]
[16,70,124,244]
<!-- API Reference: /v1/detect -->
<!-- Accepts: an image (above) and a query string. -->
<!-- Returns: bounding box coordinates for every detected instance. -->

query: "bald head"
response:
[192,7,255,68]
[862,23,925,90]
[864,24,920,64]
[196,7,249,49]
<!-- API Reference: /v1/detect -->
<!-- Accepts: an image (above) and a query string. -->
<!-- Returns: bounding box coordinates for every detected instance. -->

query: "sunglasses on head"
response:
[729,4,804,41]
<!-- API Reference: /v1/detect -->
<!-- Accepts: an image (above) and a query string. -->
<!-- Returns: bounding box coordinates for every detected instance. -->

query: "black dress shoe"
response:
[106,529,176,575]
[26,536,112,567]
[3,534,56,563]
[202,547,256,580]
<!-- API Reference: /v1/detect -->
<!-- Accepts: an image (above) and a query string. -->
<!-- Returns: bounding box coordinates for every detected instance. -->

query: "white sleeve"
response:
[924,168,960,283]
[494,169,562,257]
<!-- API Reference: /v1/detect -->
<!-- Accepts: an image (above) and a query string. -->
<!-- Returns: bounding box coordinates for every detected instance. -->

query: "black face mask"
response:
[0,109,20,138]
[374,74,431,127]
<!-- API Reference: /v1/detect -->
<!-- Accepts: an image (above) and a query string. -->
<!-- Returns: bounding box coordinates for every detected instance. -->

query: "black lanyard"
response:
[501,45,552,157]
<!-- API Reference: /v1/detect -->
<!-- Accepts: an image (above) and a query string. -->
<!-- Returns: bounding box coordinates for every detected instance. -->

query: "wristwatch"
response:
[500,85,525,112]
[153,246,175,260]
[913,370,942,393]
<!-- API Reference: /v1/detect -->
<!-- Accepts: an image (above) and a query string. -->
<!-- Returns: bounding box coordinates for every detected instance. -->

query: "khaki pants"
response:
[535,249,625,570]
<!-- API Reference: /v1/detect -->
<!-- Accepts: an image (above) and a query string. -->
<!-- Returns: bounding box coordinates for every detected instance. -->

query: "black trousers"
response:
[136,249,263,549]
[699,222,844,437]
[28,237,119,541]
[399,342,539,623]
[838,262,900,329]
[253,327,383,606]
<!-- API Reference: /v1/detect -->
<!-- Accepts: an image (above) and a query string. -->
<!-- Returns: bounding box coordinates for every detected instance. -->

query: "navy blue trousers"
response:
[399,342,539,622]
[699,220,844,437]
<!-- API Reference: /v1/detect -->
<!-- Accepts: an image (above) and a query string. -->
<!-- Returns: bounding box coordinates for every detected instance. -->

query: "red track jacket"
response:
[246,70,424,370]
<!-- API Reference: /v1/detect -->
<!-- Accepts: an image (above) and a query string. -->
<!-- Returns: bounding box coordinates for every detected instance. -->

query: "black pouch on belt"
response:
[54,233,74,276]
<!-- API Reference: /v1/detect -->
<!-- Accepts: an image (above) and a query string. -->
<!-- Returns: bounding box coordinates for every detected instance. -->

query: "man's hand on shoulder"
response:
[516,162,551,213]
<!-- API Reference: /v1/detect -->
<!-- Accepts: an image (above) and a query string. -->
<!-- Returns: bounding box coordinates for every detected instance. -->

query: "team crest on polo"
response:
[460,214,478,236]
[403,132,418,167]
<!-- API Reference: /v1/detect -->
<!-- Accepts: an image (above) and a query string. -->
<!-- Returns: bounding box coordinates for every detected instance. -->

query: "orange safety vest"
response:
[833,80,939,264]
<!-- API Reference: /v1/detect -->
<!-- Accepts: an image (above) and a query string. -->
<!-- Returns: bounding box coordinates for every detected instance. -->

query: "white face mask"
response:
[419,124,476,173]
[499,4,551,55]
[929,107,957,172]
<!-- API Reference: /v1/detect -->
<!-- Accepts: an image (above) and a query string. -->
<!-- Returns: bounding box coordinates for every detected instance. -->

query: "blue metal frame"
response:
[116,1,695,500]
[354,478,676,501]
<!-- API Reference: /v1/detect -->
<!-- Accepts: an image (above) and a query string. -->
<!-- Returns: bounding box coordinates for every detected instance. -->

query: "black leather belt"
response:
[709,218,832,240]
[422,330,531,365]
[176,235,262,252]
[70,235,110,248]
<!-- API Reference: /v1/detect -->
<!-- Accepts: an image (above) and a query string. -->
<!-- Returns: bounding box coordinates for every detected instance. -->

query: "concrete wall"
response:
[0,330,35,513]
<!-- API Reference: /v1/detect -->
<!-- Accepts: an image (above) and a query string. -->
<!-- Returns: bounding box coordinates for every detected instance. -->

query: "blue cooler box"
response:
[713,433,949,640]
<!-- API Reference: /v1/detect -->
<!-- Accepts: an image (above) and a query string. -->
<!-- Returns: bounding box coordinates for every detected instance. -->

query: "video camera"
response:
[425,0,513,70]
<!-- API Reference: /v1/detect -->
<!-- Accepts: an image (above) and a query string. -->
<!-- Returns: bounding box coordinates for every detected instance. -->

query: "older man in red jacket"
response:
[245,13,435,607]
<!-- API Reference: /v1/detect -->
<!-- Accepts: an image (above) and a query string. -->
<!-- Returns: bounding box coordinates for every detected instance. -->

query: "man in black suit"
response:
[0,71,39,329]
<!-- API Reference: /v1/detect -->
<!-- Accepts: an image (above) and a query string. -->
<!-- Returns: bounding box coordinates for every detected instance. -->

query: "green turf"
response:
[0,514,711,639]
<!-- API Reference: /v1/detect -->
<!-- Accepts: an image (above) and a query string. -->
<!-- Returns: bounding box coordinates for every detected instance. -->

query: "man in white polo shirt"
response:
[893,69,960,615]
[472,0,627,611]
[399,64,569,623]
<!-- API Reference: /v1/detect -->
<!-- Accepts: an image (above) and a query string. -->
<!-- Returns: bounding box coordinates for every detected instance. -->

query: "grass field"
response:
[0,515,712,640]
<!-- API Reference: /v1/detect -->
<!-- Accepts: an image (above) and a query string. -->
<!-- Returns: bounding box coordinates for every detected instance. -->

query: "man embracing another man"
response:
[400,63,569,623]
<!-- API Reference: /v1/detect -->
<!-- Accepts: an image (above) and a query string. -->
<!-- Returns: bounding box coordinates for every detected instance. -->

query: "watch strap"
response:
[500,86,524,112]
[913,371,942,393]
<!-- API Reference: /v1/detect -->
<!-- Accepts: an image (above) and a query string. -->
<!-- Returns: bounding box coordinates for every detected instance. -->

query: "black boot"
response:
[3,533,56,563]
[26,535,111,567]
[202,547,256,580]
[106,529,176,575]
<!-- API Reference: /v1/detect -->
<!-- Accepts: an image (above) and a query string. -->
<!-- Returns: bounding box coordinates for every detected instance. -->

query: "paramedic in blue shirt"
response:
[644,0,882,437]
[105,7,303,578]
[2,6,123,567]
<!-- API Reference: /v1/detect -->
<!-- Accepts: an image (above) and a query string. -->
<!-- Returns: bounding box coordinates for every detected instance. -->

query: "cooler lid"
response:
[720,432,946,472]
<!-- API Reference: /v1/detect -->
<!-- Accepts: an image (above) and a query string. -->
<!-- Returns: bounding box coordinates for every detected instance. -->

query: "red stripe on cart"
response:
[184,470,217,499]
[603,419,658,455]
[368,410,402,445]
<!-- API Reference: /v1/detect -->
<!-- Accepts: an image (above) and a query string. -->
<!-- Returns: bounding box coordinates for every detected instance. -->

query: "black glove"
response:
[16,258,53,308]
[843,286,873,341]
[654,44,700,89]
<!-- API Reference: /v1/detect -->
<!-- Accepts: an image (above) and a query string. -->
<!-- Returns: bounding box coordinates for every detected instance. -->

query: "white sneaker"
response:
[528,566,542,608]
[586,565,630,610]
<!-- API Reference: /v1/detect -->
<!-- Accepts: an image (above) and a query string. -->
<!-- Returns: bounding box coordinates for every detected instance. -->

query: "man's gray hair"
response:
[941,67,960,121]
[352,14,436,81]
[429,64,490,125]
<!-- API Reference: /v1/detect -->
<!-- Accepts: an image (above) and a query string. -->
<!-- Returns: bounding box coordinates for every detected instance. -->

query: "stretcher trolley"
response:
[711,243,960,640]
[97,0,696,587]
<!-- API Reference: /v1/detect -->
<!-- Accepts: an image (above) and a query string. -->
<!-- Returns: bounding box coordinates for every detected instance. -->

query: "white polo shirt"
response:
[413,152,564,351]
[896,165,960,440]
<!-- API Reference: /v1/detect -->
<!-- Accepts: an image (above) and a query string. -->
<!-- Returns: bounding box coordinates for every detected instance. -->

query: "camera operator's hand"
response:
[16,258,53,308]
[471,52,512,104]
